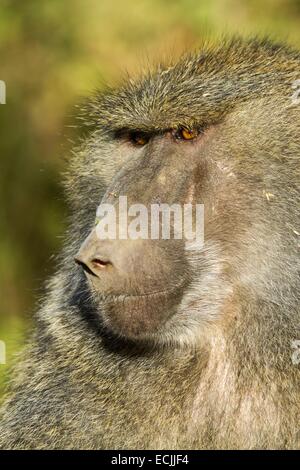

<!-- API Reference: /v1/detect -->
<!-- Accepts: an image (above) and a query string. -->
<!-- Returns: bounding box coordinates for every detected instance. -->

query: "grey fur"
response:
[0,38,299,449]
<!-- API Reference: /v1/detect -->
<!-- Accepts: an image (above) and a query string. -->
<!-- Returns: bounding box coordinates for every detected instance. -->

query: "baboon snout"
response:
[74,226,188,338]
[74,230,113,277]
[74,226,186,298]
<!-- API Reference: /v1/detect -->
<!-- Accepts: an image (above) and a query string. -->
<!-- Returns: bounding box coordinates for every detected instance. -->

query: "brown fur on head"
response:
[0,37,299,450]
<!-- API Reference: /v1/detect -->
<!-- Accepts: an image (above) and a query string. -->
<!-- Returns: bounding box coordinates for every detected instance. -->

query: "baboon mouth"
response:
[94,279,186,302]
[98,289,174,302]
[97,281,186,303]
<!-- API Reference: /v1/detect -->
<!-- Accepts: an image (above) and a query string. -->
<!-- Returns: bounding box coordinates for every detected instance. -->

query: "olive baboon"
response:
[0,38,299,449]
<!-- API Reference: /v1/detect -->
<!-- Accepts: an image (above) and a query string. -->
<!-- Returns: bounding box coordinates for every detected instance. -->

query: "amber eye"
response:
[129,132,149,146]
[174,127,199,141]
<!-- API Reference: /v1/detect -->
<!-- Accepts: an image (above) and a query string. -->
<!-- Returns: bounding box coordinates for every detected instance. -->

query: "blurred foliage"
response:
[1,0,300,395]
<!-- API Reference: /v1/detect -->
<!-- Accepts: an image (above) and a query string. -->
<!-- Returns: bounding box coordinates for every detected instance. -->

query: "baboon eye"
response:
[174,127,199,141]
[129,131,150,146]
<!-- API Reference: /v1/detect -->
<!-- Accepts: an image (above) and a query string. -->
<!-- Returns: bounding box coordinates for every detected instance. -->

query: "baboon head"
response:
[71,39,300,345]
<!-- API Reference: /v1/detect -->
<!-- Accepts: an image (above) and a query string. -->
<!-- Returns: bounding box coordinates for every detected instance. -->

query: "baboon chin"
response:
[0,38,299,450]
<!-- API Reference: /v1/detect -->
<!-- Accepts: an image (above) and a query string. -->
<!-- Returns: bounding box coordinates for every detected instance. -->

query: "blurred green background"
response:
[1,0,300,397]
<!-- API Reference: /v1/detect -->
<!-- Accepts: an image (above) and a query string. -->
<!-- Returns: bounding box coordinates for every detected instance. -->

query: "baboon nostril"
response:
[74,249,113,277]
[91,258,112,269]
[74,257,98,277]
